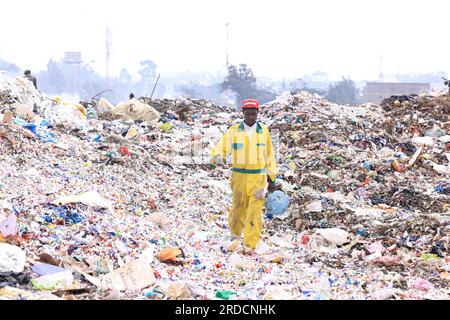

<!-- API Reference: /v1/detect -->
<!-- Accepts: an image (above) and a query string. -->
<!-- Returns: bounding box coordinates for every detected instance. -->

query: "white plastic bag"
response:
[255,239,270,255]
[0,243,26,273]
[31,271,74,291]
[230,252,244,269]
[316,228,349,246]
[53,190,113,211]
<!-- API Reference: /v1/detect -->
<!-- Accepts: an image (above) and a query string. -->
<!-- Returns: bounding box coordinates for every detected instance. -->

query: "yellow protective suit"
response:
[211,122,277,248]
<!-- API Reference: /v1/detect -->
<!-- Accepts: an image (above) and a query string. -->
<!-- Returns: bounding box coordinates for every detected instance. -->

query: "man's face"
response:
[243,108,258,126]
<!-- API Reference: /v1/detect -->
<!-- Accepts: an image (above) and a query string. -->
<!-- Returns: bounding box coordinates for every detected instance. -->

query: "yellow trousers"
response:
[229,171,266,249]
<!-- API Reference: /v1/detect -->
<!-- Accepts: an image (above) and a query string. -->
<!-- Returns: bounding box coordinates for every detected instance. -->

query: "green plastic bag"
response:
[421,253,438,261]
[215,290,237,300]
[159,122,172,132]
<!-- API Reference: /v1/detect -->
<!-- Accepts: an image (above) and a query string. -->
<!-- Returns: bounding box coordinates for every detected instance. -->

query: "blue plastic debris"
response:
[14,118,57,143]
[358,228,367,237]
[43,205,83,224]
[363,161,374,171]
[435,184,450,194]
[90,134,102,142]
[31,263,65,276]
[265,190,290,217]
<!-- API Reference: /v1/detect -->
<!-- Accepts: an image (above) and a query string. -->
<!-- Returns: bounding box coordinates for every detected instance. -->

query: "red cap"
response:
[241,99,260,110]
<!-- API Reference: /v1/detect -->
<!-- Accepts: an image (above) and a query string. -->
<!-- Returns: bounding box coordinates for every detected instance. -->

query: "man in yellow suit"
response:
[210,99,277,249]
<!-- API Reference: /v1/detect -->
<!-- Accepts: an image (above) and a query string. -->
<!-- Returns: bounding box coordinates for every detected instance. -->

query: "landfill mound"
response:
[380,94,450,137]
[0,75,449,300]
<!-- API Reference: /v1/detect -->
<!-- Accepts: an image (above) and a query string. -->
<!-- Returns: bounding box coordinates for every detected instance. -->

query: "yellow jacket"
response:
[211,122,277,182]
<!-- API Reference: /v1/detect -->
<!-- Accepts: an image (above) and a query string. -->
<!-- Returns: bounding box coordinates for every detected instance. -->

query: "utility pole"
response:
[106,26,112,87]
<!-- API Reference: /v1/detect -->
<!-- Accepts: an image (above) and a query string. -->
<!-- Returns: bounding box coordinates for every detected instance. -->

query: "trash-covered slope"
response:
[0,75,449,300]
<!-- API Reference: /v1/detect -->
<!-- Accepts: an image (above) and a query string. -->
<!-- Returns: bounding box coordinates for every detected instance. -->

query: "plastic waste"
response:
[143,289,164,299]
[140,245,156,264]
[425,128,446,137]
[112,99,160,123]
[159,247,183,262]
[0,213,17,237]
[1,110,13,123]
[363,161,375,171]
[224,239,241,252]
[269,235,295,248]
[411,278,434,291]
[255,240,270,255]
[426,161,450,175]
[98,97,115,111]
[365,240,386,254]
[159,122,172,132]
[159,281,190,299]
[264,286,293,299]
[434,184,450,194]
[358,228,367,237]
[0,243,26,273]
[31,271,74,291]
[125,127,138,139]
[31,263,66,276]
[52,190,113,211]
[306,200,323,212]
[316,228,349,246]
[421,253,438,261]
[229,252,244,269]
[148,213,169,228]
[215,290,237,300]
[391,159,405,172]
[13,118,57,143]
[371,288,397,300]
[89,134,102,142]
[374,255,400,267]
[265,190,290,217]
[411,136,434,146]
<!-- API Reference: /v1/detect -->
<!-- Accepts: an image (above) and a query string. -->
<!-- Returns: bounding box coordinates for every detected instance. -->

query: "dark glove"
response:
[267,179,276,193]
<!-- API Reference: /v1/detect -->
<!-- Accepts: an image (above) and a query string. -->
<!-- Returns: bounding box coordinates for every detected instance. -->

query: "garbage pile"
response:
[0,74,449,300]
[380,93,450,135]
[258,90,449,297]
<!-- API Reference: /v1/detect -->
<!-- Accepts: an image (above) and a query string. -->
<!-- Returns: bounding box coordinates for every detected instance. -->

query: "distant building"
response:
[362,82,430,104]
[62,51,83,93]
[63,52,82,64]
[303,71,329,90]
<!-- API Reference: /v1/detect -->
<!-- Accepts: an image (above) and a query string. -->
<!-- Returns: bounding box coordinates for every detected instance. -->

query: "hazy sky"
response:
[1,0,449,80]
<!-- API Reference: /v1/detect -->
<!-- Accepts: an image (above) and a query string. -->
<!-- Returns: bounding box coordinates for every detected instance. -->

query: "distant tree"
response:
[221,64,256,102]
[327,77,358,105]
[38,59,66,93]
[179,85,202,99]
[138,60,157,79]
[115,68,133,100]
[137,60,157,96]
[221,64,276,105]
[81,81,104,101]
[78,64,101,84]
[0,59,20,75]
[119,68,132,84]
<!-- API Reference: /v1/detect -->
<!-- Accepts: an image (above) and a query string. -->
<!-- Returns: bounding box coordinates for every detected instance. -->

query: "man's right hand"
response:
[210,155,223,170]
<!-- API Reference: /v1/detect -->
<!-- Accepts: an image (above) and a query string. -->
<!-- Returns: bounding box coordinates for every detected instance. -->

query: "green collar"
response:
[238,122,263,133]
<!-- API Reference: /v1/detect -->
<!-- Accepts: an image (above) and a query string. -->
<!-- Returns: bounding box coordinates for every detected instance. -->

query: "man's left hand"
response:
[267,179,276,193]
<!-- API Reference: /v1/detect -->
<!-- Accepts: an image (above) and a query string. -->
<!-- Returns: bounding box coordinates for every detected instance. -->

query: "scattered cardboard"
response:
[101,258,156,292]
